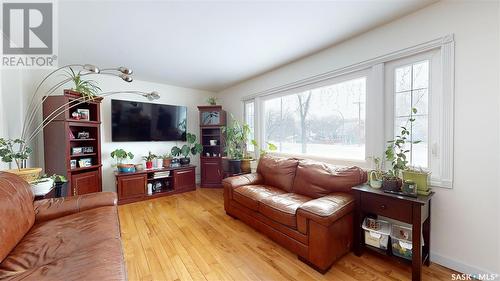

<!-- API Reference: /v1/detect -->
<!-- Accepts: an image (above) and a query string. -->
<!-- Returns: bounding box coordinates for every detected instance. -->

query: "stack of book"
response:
[153,171,170,179]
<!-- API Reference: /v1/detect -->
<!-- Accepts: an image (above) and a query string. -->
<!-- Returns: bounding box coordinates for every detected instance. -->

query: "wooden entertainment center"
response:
[115,165,196,204]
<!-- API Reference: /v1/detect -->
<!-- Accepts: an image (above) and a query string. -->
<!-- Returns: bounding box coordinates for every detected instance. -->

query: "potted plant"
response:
[51,174,68,197]
[403,167,431,195]
[0,138,41,182]
[207,96,217,105]
[142,151,156,169]
[161,153,173,168]
[110,149,135,172]
[64,67,102,100]
[383,108,421,191]
[248,139,277,172]
[222,117,248,174]
[30,174,55,196]
[368,156,383,189]
[174,133,202,166]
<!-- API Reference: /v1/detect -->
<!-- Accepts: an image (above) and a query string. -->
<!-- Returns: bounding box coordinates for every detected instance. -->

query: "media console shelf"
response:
[115,165,196,204]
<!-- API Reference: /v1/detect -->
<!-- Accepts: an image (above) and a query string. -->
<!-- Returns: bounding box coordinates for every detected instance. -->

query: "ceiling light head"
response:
[118,66,133,75]
[145,91,160,101]
[83,64,100,73]
[119,73,133,82]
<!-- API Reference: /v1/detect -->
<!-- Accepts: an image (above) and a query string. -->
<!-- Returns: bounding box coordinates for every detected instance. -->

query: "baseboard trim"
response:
[431,251,497,276]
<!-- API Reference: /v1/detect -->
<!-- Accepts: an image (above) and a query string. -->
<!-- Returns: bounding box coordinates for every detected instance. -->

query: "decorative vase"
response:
[118,164,136,173]
[146,161,153,169]
[163,158,172,168]
[369,171,383,189]
[6,167,42,183]
[240,159,251,173]
[180,157,190,165]
[156,158,163,168]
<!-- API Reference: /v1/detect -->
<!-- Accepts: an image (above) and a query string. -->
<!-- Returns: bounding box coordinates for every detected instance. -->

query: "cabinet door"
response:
[72,170,100,195]
[117,174,147,201]
[201,159,222,185]
[173,168,195,190]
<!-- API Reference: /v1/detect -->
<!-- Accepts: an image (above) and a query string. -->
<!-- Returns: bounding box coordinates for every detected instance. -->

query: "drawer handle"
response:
[379,204,387,210]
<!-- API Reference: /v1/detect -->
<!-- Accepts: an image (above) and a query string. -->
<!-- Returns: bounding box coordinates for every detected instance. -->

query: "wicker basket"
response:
[5,167,42,183]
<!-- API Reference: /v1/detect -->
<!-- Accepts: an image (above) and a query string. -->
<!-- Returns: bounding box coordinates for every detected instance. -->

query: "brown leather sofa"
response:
[223,155,367,273]
[0,172,126,281]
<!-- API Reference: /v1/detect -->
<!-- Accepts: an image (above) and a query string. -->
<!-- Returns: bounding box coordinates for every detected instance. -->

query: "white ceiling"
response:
[58,0,436,92]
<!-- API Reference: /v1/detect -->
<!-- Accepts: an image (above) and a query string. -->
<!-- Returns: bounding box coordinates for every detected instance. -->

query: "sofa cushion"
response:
[0,239,125,281]
[0,172,35,263]
[297,193,355,227]
[259,193,311,229]
[292,160,367,198]
[257,155,299,192]
[0,206,121,276]
[233,185,286,211]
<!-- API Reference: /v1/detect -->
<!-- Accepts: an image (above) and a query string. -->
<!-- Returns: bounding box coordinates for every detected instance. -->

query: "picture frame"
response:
[70,160,77,169]
[78,158,92,168]
[71,147,83,155]
[77,131,90,139]
[77,109,90,121]
[82,146,93,153]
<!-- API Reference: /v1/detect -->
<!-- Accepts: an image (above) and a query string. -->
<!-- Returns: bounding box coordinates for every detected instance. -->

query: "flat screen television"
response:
[111,99,187,142]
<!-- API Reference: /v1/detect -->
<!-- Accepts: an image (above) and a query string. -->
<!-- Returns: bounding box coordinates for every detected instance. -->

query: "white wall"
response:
[0,69,214,191]
[218,0,500,275]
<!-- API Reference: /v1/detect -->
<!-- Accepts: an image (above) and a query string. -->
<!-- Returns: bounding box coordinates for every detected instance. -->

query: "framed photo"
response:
[82,146,93,153]
[70,160,77,169]
[77,109,90,121]
[71,147,83,155]
[77,131,90,139]
[78,158,92,167]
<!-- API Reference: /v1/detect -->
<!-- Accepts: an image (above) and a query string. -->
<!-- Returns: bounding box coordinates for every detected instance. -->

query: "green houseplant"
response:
[383,108,421,191]
[207,96,217,105]
[111,149,135,172]
[171,133,202,166]
[142,151,156,169]
[64,67,102,100]
[223,117,250,174]
[0,138,40,182]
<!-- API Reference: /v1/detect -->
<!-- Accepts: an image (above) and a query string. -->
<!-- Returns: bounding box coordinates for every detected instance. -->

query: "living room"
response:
[0,0,499,280]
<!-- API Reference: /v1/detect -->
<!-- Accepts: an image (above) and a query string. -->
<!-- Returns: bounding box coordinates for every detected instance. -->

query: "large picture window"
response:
[263,76,366,160]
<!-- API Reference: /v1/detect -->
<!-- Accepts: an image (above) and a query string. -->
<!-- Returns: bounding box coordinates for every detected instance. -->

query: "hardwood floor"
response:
[118,188,457,281]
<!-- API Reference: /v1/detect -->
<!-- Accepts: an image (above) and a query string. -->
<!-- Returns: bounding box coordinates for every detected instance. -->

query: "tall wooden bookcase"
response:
[198,105,226,187]
[43,90,102,196]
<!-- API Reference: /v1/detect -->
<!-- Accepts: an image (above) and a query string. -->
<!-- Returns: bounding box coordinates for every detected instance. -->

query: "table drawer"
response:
[360,192,412,223]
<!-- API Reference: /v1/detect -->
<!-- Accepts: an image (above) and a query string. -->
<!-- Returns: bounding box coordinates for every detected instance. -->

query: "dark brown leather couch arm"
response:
[34,192,117,223]
[222,173,264,189]
[297,192,355,228]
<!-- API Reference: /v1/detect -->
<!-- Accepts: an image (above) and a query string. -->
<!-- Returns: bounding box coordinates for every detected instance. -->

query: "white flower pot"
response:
[31,178,54,196]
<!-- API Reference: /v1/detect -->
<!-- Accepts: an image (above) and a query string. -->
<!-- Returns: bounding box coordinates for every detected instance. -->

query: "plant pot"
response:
[6,167,42,183]
[118,164,136,173]
[31,178,54,196]
[135,164,144,171]
[240,159,252,173]
[163,158,172,168]
[402,170,429,192]
[156,158,163,168]
[54,182,68,197]
[180,157,190,165]
[228,159,241,174]
[146,161,153,169]
[369,171,383,189]
[382,177,402,192]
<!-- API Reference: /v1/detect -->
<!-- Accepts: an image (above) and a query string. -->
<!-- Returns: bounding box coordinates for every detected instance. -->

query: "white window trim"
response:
[242,34,454,188]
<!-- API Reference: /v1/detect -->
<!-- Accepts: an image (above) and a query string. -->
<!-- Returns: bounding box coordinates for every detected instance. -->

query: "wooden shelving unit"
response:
[43,90,103,196]
[198,105,226,188]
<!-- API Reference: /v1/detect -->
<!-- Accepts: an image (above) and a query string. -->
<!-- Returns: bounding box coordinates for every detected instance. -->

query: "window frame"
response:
[243,100,255,154]
[258,68,372,166]
[241,34,454,188]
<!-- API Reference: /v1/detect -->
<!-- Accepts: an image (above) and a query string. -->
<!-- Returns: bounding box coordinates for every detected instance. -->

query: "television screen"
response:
[111,99,187,142]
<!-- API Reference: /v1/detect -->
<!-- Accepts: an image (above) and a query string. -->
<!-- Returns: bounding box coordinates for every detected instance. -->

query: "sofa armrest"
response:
[297,192,355,227]
[34,192,117,223]
[222,173,264,189]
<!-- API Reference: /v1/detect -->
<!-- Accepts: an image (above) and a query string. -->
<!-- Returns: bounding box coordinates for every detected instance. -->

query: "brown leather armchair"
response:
[0,172,126,280]
[223,155,367,273]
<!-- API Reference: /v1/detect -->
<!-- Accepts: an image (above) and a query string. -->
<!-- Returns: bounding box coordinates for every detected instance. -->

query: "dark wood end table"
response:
[352,184,434,281]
